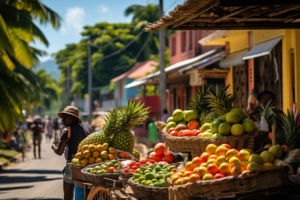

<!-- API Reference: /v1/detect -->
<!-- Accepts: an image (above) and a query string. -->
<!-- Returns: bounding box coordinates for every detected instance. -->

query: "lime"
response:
[140,166,147,171]
[154,167,161,172]
[144,170,152,174]
[136,169,142,174]
[220,113,227,121]
[145,173,155,180]
[111,160,118,164]
[230,108,246,120]
[141,180,147,185]
[211,118,223,133]
[218,122,231,136]
[134,173,142,179]
[114,163,120,168]
[146,180,153,185]
[212,133,223,139]
[153,182,161,187]
[157,163,164,168]
[163,164,170,169]
[159,179,168,187]
[242,119,255,133]
[184,110,198,122]
[149,184,154,187]
[113,170,118,173]
[201,132,213,138]
[163,173,172,179]
[231,124,244,136]
[199,123,212,132]
[172,109,184,122]
[155,174,163,180]
[226,112,241,124]
[152,179,158,183]
[138,176,146,182]
[107,162,114,167]
[167,117,175,123]
[148,164,154,169]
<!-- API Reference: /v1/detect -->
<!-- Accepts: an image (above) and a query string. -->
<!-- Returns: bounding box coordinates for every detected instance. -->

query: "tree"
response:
[0,0,61,131]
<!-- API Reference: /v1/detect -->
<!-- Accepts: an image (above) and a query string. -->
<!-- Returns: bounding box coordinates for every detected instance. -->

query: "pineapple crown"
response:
[117,100,150,132]
[188,85,209,115]
[103,109,119,136]
[281,109,300,149]
[260,99,276,124]
[205,84,234,115]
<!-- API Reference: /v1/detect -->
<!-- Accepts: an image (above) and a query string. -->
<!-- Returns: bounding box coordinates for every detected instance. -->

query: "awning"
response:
[220,49,248,68]
[124,48,222,88]
[124,79,149,89]
[243,36,283,60]
[178,52,225,73]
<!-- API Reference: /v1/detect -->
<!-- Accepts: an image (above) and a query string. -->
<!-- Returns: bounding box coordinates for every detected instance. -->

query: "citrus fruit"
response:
[200,163,207,168]
[226,112,241,124]
[178,121,187,126]
[92,151,100,158]
[240,161,249,170]
[108,154,114,160]
[193,166,207,178]
[200,152,211,162]
[244,149,253,155]
[215,146,228,157]
[202,173,214,180]
[189,174,200,183]
[230,108,246,120]
[201,132,213,138]
[216,156,226,166]
[108,147,116,154]
[219,163,231,175]
[214,173,225,179]
[248,154,263,165]
[96,144,103,152]
[273,159,282,166]
[229,157,241,168]
[207,164,219,175]
[81,159,88,165]
[206,144,218,154]
[187,120,200,130]
[211,118,223,133]
[166,122,177,132]
[218,122,231,136]
[184,110,198,122]
[185,161,195,171]
[167,117,175,123]
[220,113,227,121]
[231,166,243,175]
[184,171,193,177]
[208,155,218,160]
[95,157,103,163]
[181,177,189,184]
[268,144,283,159]
[225,149,238,161]
[238,149,251,161]
[173,109,184,122]
[242,119,255,133]
[175,178,182,185]
[100,151,108,159]
[247,162,262,171]
[212,133,223,139]
[145,173,155,180]
[231,124,244,136]
[88,157,95,164]
[191,157,202,168]
[102,143,109,151]
[260,151,274,163]
[199,123,212,133]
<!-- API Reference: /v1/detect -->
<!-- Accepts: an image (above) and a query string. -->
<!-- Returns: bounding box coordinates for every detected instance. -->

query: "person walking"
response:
[51,106,89,200]
[148,117,158,148]
[53,118,59,139]
[30,119,43,159]
[45,117,54,142]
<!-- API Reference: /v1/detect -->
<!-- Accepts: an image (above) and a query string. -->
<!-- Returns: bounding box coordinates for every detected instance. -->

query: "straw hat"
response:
[57,106,82,123]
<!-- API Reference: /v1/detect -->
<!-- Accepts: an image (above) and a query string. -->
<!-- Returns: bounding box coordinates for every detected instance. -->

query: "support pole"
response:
[88,37,92,124]
[67,65,71,105]
[159,0,166,116]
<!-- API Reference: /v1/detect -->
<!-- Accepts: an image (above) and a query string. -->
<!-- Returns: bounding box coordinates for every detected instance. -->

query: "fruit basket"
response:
[68,163,86,181]
[127,177,169,199]
[161,126,259,156]
[81,161,120,184]
[167,166,290,200]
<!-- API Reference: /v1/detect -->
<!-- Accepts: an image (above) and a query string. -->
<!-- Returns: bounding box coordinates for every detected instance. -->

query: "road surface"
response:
[0,136,66,200]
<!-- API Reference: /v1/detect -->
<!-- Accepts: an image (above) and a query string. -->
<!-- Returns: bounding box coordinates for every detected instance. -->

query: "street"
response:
[0,136,65,200]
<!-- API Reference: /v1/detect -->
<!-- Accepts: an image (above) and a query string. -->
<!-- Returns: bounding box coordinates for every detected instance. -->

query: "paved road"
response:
[0,135,66,200]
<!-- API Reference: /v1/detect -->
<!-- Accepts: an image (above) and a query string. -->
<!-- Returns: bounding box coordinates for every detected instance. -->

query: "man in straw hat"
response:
[52,106,89,200]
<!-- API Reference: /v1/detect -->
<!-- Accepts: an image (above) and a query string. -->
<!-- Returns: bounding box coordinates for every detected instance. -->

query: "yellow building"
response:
[199,30,300,113]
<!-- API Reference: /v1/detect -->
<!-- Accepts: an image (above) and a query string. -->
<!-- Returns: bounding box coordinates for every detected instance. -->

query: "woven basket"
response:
[167,166,290,200]
[127,177,168,199]
[162,128,262,156]
[68,163,86,181]
[81,162,119,184]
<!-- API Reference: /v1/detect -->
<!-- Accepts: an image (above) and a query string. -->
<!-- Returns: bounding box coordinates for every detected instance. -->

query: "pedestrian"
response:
[30,119,43,159]
[45,117,54,142]
[148,117,158,148]
[159,109,171,142]
[53,118,59,139]
[51,106,89,200]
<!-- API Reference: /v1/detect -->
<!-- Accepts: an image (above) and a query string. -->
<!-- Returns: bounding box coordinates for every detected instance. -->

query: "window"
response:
[182,32,186,52]
[189,31,193,50]
[172,37,176,56]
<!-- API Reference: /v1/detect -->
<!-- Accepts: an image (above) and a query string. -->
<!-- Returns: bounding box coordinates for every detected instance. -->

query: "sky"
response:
[33,0,183,62]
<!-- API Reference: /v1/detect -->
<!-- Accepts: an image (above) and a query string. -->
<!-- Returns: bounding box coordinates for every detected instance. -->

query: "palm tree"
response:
[0,0,61,131]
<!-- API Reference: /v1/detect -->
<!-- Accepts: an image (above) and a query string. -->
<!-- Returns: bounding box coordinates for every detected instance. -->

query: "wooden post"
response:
[159,0,166,117]
[272,124,276,146]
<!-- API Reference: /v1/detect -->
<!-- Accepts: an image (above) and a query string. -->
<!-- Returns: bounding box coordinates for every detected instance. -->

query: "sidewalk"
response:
[0,136,65,200]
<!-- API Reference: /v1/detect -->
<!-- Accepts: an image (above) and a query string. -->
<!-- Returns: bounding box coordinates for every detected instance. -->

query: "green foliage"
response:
[281,110,300,149]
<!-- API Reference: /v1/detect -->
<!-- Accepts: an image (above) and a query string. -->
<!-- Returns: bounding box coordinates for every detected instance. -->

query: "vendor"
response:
[51,106,89,200]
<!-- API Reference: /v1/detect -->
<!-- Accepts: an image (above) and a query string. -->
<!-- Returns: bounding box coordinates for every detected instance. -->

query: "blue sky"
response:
[33,0,183,62]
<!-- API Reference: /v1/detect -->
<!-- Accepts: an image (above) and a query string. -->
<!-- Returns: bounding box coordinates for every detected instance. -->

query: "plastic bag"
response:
[260,116,269,132]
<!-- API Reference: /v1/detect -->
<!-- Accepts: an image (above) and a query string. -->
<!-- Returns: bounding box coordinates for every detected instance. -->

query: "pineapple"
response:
[132,148,140,160]
[78,131,112,150]
[281,110,300,149]
[188,86,208,117]
[111,100,150,153]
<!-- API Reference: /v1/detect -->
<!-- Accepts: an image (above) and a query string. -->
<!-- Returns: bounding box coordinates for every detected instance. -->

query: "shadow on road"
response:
[3,169,63,175]
[0,185,34,191]
[0,176,61,184]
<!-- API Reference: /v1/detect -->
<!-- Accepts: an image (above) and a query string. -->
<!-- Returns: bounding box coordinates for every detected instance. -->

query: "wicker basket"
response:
[81,162,120,184]
[68,163,86,181]
[167,166,290,200]
[162,127,263,156]
[127,177,168,199]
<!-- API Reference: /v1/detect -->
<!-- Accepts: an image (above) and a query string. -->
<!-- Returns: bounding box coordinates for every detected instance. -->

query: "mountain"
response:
[35,60,60,80]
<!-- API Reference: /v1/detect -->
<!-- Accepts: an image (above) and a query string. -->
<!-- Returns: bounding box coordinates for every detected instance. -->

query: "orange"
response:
[188,174,200,183]
[200,152,211,162]
[229,157,241,168]
[108,154,114,160]
[221,144,231,149]
[184,171,193,177]
[208,155,218,160]
[240,161,249,170]
[215,146,228,157]
[219,163,231,175]
[225,149,238,161]
[200,163,207,168]
[171,175,182,184]
[175,178,183,185]
[191,157,203,168]
[202,173,214,180]
[216,156,226,166]
[193,166,207,178]
[185,161,195,171]
[231,166,243,175]
[207,164,219,175]
[238,150,251,161]
[207,159,217,165]
[206,144,218,154]
[181,177,189,184]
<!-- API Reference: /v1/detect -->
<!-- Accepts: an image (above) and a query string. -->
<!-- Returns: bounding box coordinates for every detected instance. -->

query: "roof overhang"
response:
[145,0,300,31]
